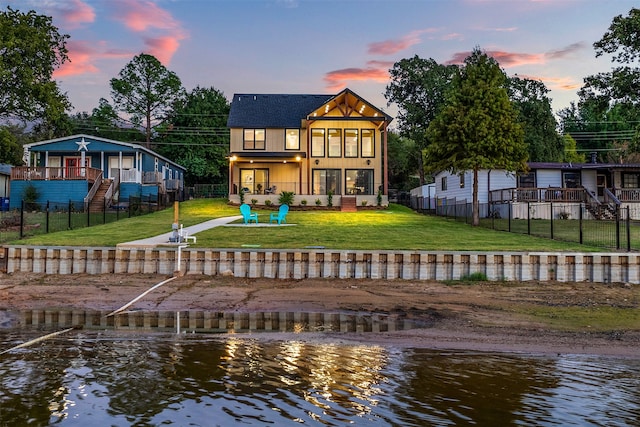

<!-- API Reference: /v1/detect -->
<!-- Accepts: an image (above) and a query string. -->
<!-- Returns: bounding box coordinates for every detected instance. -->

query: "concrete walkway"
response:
[117,216,243,248]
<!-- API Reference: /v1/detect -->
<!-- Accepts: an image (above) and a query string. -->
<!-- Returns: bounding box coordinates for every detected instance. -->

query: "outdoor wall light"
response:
[366,159,371,165]
[315,159,320,165]
[296,156,301,161]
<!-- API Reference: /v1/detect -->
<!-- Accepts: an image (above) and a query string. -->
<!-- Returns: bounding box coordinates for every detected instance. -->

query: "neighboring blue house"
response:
[10,134,185,209]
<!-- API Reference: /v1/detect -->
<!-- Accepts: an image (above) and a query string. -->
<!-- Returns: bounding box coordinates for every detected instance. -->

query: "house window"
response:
[361,129,374,157]
[563,172,581,188]
[328,129,342,157]
[243,129,265,150]
[240,168,269,194]
[313,169,341,195]
[345,129,358,157]
[518,172,536,188]
[311,129,325,157]
[285,129,299,150]
[459,175,465,188]
[346,169,373,195]
[622,173,640,188]
[441,176,447,191]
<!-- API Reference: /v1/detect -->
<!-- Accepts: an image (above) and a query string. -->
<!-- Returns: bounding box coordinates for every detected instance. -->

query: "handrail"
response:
[103,172,120,207]
[84,171,104,208]
[604,187,621,206]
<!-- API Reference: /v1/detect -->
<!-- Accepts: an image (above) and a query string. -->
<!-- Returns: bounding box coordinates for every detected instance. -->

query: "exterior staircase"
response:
[89,179,113,212]
[341,196,357,212]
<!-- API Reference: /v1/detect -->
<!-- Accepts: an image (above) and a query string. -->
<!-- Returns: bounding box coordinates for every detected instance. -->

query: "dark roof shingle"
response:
[227,94,332,128]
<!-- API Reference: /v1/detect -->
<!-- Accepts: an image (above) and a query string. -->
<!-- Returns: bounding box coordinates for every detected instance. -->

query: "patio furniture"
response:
[240,203,258,224]
[269,204,289,225]
[265,185,277,195]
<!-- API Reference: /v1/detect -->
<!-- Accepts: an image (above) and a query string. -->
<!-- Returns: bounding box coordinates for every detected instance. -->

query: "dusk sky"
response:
[4,0,639,125]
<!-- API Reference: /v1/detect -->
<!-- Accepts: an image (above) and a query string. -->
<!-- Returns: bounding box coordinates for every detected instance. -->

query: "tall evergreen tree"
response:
[426,47,527,226]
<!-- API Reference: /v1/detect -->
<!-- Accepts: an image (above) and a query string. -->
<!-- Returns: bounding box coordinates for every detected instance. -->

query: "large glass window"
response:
[243,129,265,150]
[240,168,269,194]
[328,129,342,157]
[345,129,358,157]
[361,129,374,158]
[345,169,374,195]
[311,129,325,157]
[285,129,299,150]
[313,169,341,195]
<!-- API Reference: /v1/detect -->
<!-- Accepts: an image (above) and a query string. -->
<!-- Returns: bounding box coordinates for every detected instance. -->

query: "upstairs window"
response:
[311,129,325,157]
[244,129,265,150]
[361,129,374,157]
[345,129,358,157]
[328,129,342,157]
[441,176,447,191]
[285,129,299,150]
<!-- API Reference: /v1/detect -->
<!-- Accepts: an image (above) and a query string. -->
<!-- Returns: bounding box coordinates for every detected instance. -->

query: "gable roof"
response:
[227,88,393,128]
[227,94,331,128]
[23,134,185,171]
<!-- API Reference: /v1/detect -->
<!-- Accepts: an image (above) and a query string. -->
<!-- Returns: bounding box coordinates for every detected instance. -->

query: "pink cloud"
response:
[50,0,95,29]
[143,36,181,64]
[324,61,392,91]
[368,29,437,55]
[110,0,188,64]
[53,40,132,78]
[445,50,544,67]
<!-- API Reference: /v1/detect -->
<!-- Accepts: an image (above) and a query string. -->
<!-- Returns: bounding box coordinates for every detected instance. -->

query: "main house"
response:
[434,161,640,219]
[10,134,185,210]
[226,88,393,209]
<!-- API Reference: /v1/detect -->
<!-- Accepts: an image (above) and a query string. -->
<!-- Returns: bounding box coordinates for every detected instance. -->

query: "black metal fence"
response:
[185,184,228,199]
[0,195,168,243]
[400,194,639,252]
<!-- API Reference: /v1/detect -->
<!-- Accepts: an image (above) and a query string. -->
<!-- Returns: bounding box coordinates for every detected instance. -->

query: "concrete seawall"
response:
[1,245,636,283]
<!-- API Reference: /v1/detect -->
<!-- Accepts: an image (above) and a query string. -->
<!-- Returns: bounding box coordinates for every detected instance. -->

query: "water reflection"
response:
[0,330,639,426]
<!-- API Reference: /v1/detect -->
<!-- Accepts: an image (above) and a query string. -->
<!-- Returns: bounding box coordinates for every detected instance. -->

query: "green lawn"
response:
[7,199,605,251]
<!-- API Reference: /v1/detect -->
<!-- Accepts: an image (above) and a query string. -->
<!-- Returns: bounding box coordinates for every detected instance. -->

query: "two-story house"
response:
[226,88,393,209]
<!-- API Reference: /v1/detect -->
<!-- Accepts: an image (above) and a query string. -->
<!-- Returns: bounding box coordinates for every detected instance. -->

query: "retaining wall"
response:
[1,245,637,283]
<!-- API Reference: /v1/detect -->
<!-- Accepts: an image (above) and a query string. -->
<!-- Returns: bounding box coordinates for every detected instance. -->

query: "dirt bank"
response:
[1,272,639,357]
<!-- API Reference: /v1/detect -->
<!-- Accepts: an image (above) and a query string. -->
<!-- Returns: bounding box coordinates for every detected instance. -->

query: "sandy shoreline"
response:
[1,272,639,357]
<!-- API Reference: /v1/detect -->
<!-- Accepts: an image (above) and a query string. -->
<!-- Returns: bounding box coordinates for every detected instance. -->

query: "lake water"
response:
[1,330,639,426]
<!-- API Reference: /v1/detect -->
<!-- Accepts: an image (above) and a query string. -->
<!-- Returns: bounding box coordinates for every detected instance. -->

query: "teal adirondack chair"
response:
[269,204,289,224]
[240,204,258,224]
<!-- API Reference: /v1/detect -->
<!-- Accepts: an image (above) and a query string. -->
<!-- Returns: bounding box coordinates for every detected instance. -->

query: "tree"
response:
[508,76,564,162]
[155,86,230,185]
[562,134,586,163]
[387,131,421,191]
[0,127,23,165]
[0,6,71,123]
[110,53,183,146]
[572,8,640,157]
[385,56,459,184]
[425,47,527,226]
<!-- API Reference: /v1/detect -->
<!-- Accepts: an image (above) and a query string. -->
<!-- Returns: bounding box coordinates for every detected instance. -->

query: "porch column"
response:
[383,122,389,195]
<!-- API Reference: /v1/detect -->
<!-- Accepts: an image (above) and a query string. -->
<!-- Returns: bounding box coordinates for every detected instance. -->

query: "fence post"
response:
[550,202,554,240]
[615,205,620,250]
[627,206,631,252]
[87,201,90,227]
[20,200,24,238]
[46,200,50,234]
[68,200,72,230]
[508,203,511,232]
[579,203,583,245]
[527,201,531,235]
[103,197,106,224]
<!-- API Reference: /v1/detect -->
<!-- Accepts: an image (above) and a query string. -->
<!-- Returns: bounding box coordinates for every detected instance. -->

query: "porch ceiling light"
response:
[230,155,237,161]
[295,156,301,161]
[283,160,287,163]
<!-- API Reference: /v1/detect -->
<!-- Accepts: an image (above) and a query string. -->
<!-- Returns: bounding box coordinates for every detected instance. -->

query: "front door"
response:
[65,157,84,178]
[597,174,607,199]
